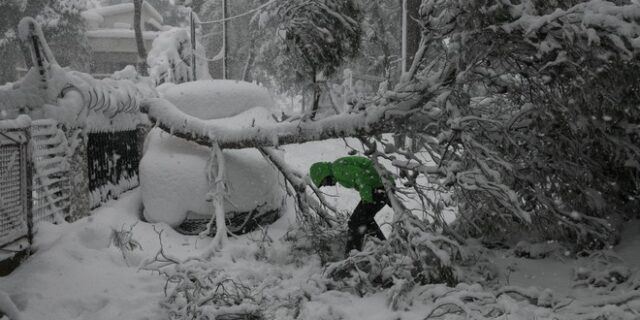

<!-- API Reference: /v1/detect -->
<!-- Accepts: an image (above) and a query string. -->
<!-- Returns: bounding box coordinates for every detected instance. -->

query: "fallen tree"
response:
[139,91,427,149]
[137,1,640,318]
[142,0,640,251]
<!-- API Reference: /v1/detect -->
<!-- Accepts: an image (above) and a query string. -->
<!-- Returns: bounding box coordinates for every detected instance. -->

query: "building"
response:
[81,2,166,78]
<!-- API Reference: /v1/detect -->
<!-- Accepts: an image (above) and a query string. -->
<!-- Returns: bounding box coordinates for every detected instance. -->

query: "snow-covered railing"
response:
[0,17,161,216]
[31,119,70,224]
[0,116,33,258]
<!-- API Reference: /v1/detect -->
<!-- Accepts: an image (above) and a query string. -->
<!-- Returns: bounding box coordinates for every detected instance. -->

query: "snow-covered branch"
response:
[140,96,424,149]
[0,290,22,320]
[257,147,338,226]
[201,143,228,256]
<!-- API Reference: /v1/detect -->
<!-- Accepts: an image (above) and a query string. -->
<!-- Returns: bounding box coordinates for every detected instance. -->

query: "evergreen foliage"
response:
[392,0,640,249]
[0,0,90,84]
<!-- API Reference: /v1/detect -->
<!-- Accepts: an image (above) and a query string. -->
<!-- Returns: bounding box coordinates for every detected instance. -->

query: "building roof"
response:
[83,2,164,26]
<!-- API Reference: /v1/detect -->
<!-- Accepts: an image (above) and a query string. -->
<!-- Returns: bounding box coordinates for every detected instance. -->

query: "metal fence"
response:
[1,119,143,257]
[0,122,32,257]
[87,130,141,208]
[31,119,70,224]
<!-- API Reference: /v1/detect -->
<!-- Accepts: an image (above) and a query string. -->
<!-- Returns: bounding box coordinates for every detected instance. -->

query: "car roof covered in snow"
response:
[159,80,276,120]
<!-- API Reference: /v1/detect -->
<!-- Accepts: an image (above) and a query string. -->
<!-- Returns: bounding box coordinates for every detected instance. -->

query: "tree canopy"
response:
[0,0,90,84]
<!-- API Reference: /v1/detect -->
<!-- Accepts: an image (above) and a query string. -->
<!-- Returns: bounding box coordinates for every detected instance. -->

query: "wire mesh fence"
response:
[87,130,141,208]
[0,124,32,254]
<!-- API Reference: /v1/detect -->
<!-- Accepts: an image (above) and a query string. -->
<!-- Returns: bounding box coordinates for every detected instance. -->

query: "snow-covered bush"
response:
[282,212,349,265]
[147,28,212,86]
[572,250,637,293]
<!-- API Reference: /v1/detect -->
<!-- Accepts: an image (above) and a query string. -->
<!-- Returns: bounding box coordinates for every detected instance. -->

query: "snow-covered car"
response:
[140,80,286,234]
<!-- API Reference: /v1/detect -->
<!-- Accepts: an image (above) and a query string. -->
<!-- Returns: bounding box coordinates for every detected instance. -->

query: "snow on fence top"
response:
[0,66,156,132]
[0,115,31,130]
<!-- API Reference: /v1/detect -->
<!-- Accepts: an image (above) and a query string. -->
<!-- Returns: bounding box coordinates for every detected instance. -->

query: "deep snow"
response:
[1,138,639,320]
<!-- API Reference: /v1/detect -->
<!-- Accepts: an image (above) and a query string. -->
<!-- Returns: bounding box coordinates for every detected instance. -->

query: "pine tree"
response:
[0,0,90,84]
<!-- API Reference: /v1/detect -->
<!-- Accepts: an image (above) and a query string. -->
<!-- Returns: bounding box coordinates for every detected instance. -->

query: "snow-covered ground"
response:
[0,138,394,320]
[1,139,640,320]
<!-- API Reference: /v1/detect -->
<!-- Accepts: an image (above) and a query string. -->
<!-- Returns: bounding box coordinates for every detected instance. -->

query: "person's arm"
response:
[355,171,376,203]
[358,185,375,204]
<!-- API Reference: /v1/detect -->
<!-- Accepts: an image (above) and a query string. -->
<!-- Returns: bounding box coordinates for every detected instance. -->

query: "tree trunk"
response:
[133,0,148,76]
[310,72,321,119]
[402,0,421,73]
[241,38,256,82]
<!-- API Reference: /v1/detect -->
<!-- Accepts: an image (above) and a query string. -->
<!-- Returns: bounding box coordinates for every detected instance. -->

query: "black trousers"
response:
[345,188,388,254]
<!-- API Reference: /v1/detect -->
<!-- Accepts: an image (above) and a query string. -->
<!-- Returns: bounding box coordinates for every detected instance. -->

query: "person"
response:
[309,156,389,254]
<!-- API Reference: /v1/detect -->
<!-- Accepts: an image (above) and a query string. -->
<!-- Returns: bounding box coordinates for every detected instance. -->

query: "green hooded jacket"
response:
[309,156,384,203]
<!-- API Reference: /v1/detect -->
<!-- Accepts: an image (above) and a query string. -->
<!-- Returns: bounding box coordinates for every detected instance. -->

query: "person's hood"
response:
[309,162,332,187]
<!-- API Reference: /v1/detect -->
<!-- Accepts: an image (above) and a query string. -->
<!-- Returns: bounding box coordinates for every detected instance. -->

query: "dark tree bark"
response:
[310,71,321,119]
[133,0,148,76]
[403,0,421,72]
[241,38,256,82]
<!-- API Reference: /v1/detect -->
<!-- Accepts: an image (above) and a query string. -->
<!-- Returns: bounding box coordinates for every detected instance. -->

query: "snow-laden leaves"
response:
[406,0,640,248]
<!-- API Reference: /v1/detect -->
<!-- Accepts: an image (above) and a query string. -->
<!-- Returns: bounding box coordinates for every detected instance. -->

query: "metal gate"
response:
[0,121,32,256]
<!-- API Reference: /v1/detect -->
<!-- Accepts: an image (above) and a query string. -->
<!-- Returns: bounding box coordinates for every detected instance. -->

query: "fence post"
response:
[25,126,34,246]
